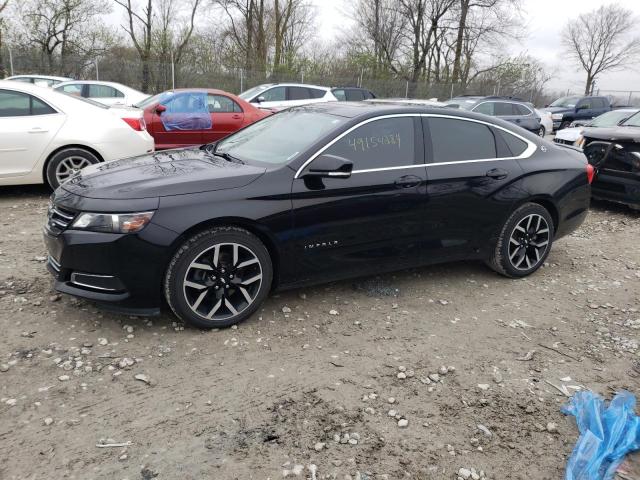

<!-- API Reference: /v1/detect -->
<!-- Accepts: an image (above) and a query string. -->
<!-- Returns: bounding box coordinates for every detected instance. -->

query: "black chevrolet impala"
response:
[44,103,592,328]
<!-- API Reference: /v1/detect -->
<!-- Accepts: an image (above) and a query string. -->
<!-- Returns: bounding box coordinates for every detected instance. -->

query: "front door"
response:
[0,89,64,178]
[291,116,427,284]
[421,116,528,259]
[152,91,209,148]
[204,94,245,142]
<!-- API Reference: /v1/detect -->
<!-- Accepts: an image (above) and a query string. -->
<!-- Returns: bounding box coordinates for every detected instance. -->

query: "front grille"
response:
[554,138,573,146]
[46,203,76,235]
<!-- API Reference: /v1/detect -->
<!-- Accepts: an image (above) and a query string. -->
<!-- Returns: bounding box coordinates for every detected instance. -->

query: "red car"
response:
[135,88,271,149]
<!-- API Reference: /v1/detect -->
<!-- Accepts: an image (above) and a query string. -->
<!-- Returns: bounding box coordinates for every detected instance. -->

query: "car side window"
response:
[308,88,326,99]
[207,94,242,113]
[288,87,311,100]
[577,99,592,109]
[498,130,528,156]
[61,84,83,96]
[323,117,416,170]
[493,102,513,116]
[513,104,532,116]
[259,86,286,102]
[345,89,365,101]
[474,102,494,115]
[427,117,496,162]
[592,98,605,109]
[0,90,56,117]
[332,89,346,101]
[88,85,124,98]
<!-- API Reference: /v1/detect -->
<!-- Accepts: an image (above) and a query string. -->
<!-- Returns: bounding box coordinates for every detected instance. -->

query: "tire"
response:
[45,148,101,189]
[538,125,546,137]
[559,121,571,131]
[487,203,555,278]
[164,226,273,328]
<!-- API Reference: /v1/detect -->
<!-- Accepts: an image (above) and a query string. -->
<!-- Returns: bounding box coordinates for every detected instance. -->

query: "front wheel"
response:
[164,227,273,328]
[559,121,571,131]
[538,125,546,137]
[487,203,554,278]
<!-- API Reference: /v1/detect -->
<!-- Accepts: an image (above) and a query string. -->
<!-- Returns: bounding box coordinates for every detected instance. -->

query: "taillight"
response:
[122,117,145,131]
[586,163,595,184]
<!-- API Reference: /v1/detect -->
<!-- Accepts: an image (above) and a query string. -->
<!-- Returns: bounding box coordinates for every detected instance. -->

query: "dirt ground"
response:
[1,184,639,480]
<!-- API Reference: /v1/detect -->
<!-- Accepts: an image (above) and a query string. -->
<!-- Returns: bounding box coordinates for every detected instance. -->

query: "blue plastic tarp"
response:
[562,390,640,480]
[160,91,212,131]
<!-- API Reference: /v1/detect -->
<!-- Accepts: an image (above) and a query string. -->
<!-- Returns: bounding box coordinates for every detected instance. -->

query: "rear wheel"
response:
[538,125,546,137]
[487,203,554,278]
[165,227,273,328]
[46,148,100,189]
[559,121,571,130]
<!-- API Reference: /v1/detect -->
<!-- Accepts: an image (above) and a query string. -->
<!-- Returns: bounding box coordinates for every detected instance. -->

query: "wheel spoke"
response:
[241,273,262,285]
[232,244,239,266]
[533,240,548,248]
[191,290,209,310]
[185,280,207,290]
[515,225,526,233]
[206,299,222,319]
[537,228,549,234]
[236,258,258,269]
[509,237,520,246]
[191,262,213,271]
[515,251,527,267]
[225,298,238,315]
[239,286,252,304]
[212,245,220,267]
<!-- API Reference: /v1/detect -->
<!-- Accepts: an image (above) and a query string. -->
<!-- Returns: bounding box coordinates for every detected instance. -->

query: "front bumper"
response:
[43,221,179,315]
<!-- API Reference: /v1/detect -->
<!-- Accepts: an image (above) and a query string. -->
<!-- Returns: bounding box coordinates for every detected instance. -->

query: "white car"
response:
[238,83,337,110]
[53,80,149,107]
[0,81,154,189]
[535,109,553,137]
[554,108,639,146]
[5,74,72,88]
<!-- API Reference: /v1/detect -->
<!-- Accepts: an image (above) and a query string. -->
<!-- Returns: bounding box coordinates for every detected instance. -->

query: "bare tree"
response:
[114,0,153,90]
[0,0,10,76]
[562,4,640,95]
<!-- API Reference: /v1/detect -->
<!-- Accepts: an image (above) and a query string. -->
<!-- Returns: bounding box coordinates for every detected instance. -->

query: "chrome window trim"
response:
[294,113,538,178]
[471,100,533,117]
[0,88,60,117]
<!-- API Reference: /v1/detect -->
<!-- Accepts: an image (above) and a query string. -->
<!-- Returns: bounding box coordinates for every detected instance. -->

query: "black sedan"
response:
[44,103,592,328]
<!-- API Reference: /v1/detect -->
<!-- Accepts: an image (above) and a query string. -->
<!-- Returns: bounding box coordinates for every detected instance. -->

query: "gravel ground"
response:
[1,184,639,480]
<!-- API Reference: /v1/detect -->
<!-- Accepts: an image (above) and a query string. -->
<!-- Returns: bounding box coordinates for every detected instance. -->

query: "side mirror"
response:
[155,104,166,114]
[303,154,353,178]
[255,96,265,103]
[544,104,549,108]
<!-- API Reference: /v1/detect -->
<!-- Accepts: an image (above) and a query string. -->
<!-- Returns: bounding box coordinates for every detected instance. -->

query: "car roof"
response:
[6,74,72,81]
[56,80,132,88]
[0,80,52,93]
[366,98,447,107]
[253,82,330,91]
[157,88,236,96]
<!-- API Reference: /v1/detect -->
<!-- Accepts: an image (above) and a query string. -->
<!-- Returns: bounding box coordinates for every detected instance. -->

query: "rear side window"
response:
[428,117,496,162]
[60,84,83,96]
[513,104,532,116]
[324,117,416,169]
[345,89,365,101]
[494,103,513,116]
[498,130,528,156]
[288,87,311,100]
[0,90,56,117]
[88,84,124,98]
[592,98,606,109]
[474,102,494,115]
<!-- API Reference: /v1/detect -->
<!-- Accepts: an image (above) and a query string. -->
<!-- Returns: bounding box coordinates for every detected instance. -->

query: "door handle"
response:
[485,168,508,179]
[232,114,242,119]
[515,119,521,123]
[394,175,422,188]
[28,128,49,134]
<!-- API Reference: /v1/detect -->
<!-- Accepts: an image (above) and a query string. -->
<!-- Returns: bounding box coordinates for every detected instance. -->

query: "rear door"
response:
[0,89,64,178]
[204,94,245,142]
[421,115,528,260]
[291,115,427,284]
[512,103,540,132]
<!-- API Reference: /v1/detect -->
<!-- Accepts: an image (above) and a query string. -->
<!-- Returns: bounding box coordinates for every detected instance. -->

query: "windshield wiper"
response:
[213,151,243,164]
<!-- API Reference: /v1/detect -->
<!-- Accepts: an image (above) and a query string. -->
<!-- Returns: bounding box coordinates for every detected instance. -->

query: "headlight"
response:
[72,212,154,233]
[551,113,563,120]
[574,136,586,149]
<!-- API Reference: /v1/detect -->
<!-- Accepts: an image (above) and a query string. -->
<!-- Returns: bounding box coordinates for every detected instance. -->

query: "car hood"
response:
[581,126,640,142]
[541,106,571,114]
[61,147,266,200]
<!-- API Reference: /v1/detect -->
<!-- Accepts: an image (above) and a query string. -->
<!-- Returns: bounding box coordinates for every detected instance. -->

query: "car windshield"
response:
[238,84,272,101]
[134,91,175,108]
[621,111,640,127]
[215,109,345,165]
[549,96,581,108]
[589,110,636,127]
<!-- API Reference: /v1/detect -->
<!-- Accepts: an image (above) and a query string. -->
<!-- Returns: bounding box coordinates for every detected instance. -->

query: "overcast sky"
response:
[311,0,640,95]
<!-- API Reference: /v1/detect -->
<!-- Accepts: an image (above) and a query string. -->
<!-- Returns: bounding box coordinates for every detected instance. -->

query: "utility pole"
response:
[171,51,175,90]
[95,59,99,80]
[8,46,13,75]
